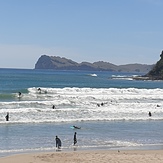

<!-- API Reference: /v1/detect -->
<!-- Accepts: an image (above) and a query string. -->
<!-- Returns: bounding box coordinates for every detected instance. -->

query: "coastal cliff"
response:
[35,55,153,72]
[143,51,163,80]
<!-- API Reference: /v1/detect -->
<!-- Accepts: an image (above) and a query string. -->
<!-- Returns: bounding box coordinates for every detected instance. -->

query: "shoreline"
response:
[1,149,163,163]
[1,143,163,158]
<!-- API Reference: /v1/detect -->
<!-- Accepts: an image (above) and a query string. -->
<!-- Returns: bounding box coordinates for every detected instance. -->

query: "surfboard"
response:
[70,126,75,129]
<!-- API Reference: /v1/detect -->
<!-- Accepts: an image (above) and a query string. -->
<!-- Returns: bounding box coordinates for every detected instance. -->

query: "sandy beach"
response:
[1,150,163,163]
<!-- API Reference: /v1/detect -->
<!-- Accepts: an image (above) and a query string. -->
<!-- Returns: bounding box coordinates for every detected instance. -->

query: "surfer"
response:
[97,102,106,107]
[5,112,9,121]
[55,136,62,149]
[52,105,56,109]
[18,92,21,97]
[149,111,152,117]
[73,125,81,129]
[38,88,41,93]
[101,102,104,106]
[74,132,77,145]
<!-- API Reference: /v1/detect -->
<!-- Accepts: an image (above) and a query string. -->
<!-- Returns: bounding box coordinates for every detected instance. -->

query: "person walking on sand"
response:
[55,136,61,149]
[74,132,77,145]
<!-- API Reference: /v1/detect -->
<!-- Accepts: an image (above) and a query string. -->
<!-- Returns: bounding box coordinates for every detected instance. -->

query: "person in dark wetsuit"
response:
[55,136,61,149]
[74,132,77,145]
[149,111,152,117]
[5,112,9,121]
[73,125,81,129]
[38,88,41,94]
[18,92,21,97]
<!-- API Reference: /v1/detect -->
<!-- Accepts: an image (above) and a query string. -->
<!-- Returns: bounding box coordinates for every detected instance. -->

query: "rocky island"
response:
[35,55,153,73]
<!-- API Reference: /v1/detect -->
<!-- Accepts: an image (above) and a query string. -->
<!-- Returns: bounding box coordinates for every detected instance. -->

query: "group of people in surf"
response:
[5,110,148,122]
[97,102,105,107]
[5,91,22,121]
[4,89,153,123]
[4,90,57,122]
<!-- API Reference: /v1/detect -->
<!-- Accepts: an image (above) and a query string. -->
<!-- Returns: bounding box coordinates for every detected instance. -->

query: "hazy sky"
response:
[0,0,163,68]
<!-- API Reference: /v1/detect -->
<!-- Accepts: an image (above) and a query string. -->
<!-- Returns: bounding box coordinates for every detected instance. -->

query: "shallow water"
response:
[0,69,163,156]
[0,120,163,157]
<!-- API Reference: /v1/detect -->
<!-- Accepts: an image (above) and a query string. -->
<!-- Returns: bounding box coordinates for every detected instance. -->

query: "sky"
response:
[0,0,163,69]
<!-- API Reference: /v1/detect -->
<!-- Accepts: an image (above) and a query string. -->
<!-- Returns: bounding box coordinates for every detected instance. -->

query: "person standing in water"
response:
[38,88,41,94]
[5,112,9,121]
[18,92,21,97]
[55,136,61,149]
[149,111,152,117]
[74,132,77,145]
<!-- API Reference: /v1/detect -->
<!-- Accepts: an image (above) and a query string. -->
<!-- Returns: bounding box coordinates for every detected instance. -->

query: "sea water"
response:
[0,68,163,156]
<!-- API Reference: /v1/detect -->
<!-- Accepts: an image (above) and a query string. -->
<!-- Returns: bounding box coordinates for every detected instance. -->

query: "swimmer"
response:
[149,111,152,117]
[18,92,21,96]
[38,88,41,93]
[5,112,9,121]
[73,125,81,129]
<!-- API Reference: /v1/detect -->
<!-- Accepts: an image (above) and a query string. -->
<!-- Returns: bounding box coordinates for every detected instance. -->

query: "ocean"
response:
[0,68,163,156]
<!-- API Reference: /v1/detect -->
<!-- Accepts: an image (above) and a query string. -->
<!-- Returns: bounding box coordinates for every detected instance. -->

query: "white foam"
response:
[90,74,97,77]
[0,87,163,123]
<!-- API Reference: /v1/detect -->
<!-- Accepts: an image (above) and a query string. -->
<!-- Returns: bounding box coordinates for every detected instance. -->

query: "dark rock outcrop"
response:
[144,50,163,80]
[35,55,153,72]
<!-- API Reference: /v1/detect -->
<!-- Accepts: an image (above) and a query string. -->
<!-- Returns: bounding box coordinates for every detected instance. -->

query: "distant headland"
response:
[35,55,154,73]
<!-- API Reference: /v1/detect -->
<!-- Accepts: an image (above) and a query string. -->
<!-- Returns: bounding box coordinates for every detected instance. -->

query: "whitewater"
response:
[0,87,163,123]
[0,69,163,156]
